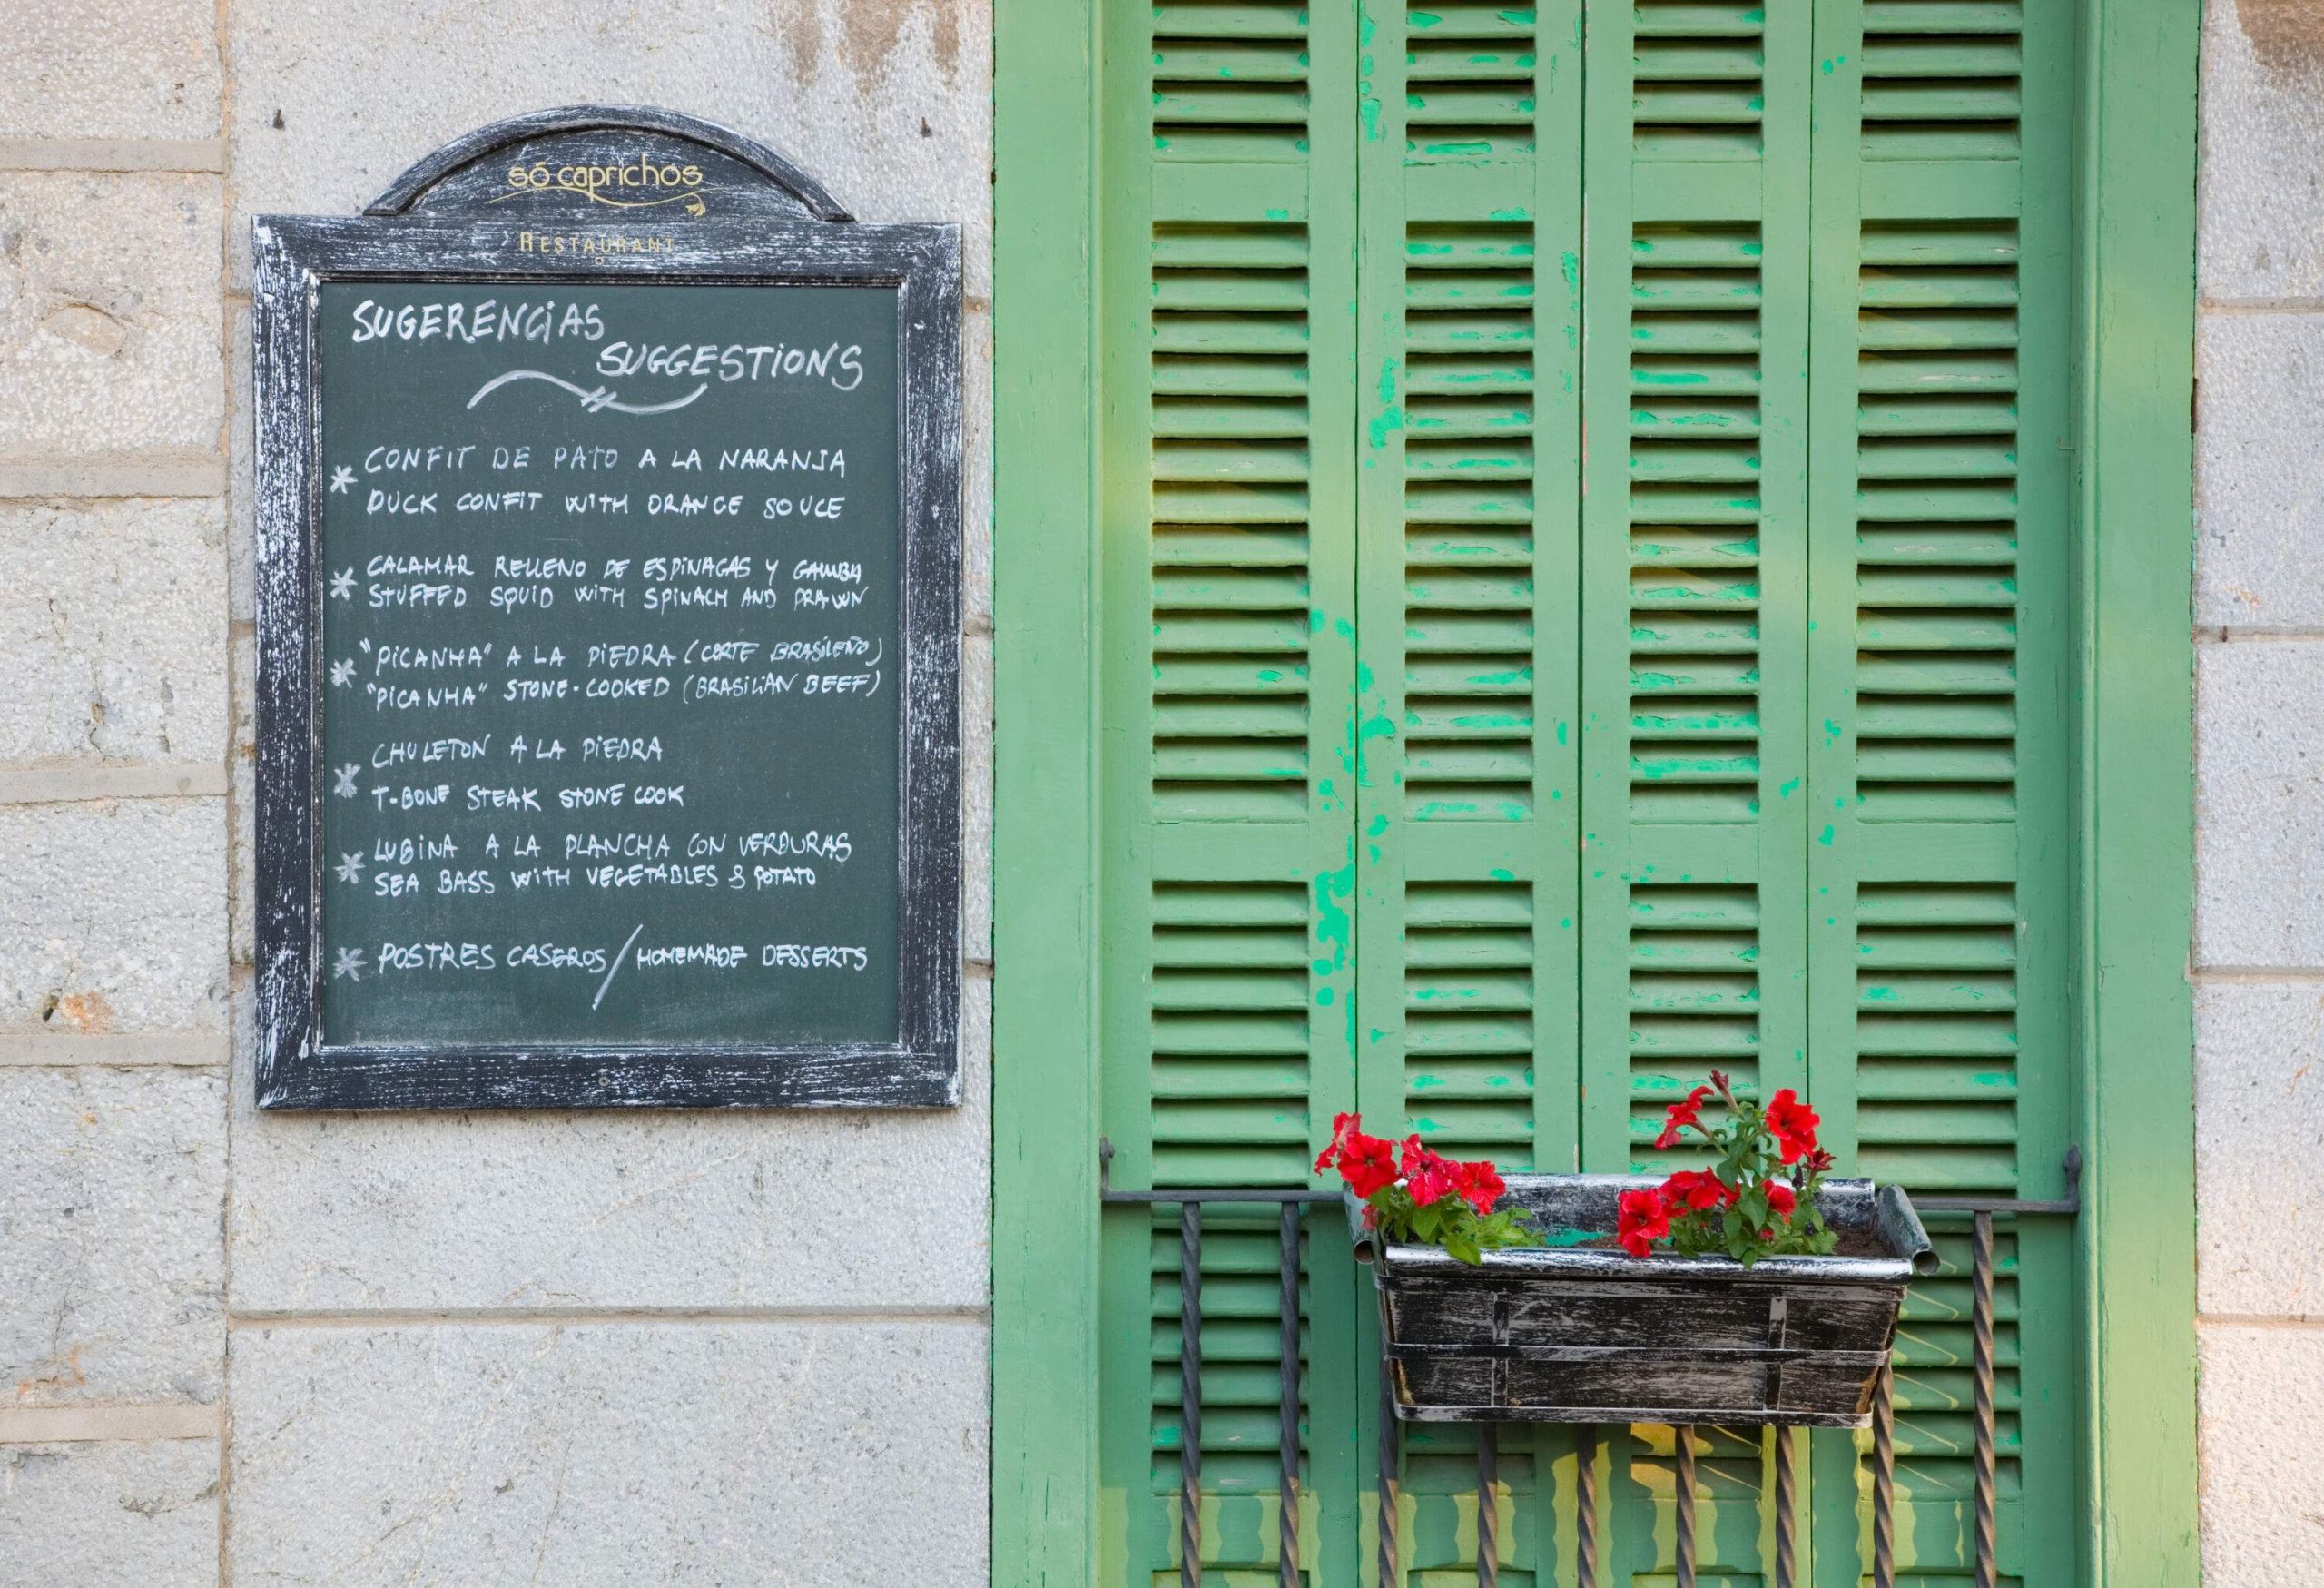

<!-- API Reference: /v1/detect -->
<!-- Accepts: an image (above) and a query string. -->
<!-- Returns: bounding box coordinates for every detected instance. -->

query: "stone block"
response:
[229,626,254,968]
[2200,1323,2324,1586]
[225,0,991,292]
[0,498,227,766]
[1,2,222,144]
[228,297,253,623]
[2197,312,2324,626]
[2196,984,2324,1316]
[0,173,223,459]
[962,305,994,628]
[0,800,229,1034]
[2195,641,2324,966]
[226,1318,987,1588]
[228,977,990,1313]
[0,1439,219,1587]
[2201,0,2324,302]
[0,1068,225,1408]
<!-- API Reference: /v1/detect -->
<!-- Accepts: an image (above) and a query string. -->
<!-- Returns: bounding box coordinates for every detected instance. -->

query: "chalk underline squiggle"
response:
[467,369,708,416]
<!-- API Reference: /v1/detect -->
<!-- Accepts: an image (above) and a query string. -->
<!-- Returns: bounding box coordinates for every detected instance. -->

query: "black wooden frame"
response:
[251,109,961,1110]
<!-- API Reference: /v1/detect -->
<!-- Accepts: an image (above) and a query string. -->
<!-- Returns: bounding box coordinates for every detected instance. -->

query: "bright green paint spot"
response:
[1316,986,1334,1007]
[1824,718,1841,744]
[1535,1226,1600,1248]
[1410,8,1439,25]
[1490,208,1527,222]
[1265,208,1290,222]
[1362,95,1382,141]
[1489,867,1515,883]
[1778,776,1800,797]
[1368,814,1389,837]
[1818,824,1836,846]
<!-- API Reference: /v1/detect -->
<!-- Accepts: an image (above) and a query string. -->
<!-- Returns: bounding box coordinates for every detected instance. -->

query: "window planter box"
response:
[1352,1174,1936,1427]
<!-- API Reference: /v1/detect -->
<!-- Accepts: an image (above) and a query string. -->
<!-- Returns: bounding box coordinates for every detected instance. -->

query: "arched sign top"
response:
[365,104,854,223]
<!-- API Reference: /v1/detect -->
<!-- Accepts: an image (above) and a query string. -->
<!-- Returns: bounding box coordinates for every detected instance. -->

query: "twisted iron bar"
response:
[1379,1366,1401,1588]
[1675,1425,1698,1588]
[1278,1205,1301,1588]
[1873,1366,1896,1588]
[1576,1425,1600,1588]
[1774,1425,1797,1588]
[1179,1203,1202,1588]
[1476,1422,1498,1588]
[1971,1211,1997,1588]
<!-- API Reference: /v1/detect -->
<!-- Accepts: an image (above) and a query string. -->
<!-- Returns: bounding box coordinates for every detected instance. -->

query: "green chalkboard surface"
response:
[316,281,902,1048]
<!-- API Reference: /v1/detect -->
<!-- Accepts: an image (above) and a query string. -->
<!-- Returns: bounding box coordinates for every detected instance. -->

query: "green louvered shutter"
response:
[1569,0,1824,1574]
[1088,0,2083,1582]
[1093,0,1368,1580]
[1803,2,2080,1583]
[1349,0,1587,1575]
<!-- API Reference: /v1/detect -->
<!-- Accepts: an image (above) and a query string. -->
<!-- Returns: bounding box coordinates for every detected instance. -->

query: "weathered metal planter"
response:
[1353,1174,1936,1427]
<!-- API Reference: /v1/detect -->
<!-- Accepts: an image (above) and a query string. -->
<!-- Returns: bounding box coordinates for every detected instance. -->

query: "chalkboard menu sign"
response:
[252,108,960,1109]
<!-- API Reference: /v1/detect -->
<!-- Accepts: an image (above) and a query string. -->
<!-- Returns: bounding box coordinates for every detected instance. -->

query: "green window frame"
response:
[990,1,2201,1582]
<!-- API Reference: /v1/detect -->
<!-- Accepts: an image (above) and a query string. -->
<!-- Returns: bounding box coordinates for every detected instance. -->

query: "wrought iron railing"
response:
[1102,1151,2080,1588]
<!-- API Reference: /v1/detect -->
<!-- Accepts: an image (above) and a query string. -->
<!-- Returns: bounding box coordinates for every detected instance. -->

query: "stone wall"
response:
[2198,3,2324,1583]
[0,4,992,1583]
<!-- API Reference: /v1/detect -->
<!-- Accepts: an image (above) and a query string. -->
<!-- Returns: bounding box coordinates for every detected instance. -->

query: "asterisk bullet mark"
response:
[329,567,355,600]
[332,946,367,981]
[330,659,355,687]
[330,466,356,494]
[334,852,366,885]
[333,763,360,798]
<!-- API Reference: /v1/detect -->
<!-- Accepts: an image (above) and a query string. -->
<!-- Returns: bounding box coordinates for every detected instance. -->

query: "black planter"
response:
[1353,1174,1936,1427]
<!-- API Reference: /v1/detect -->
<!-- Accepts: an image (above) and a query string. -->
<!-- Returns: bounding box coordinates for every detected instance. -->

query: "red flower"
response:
[1661,1168,1736,1212]
[1616,1187,1671,1258]
[1451,1159,1507,1218]
[1339,1133,1399,1198]
[1764,1089,1821,1165]
[1654,1084,1714,1150]
[1314,1111,1361,1174]
[1764,1179,1797,1218]
[1401,1137,1457,1206]
[1315,1112,1398,1196]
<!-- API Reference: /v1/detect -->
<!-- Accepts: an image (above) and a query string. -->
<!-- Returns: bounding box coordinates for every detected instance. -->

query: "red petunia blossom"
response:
[1315,1111,1399,1197]
[1616,1187,1672,1258]
[1401,1137,1457,1206]
[1451,1158,1508,1218]
[1654,1085,1715,1150]
[1339,1133,1399,1198]
[1314,1111,1362,1174]
[1660,1168,1736,1212]
[1764,1089,1822,1165]
[1764,1179,1797,1218]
